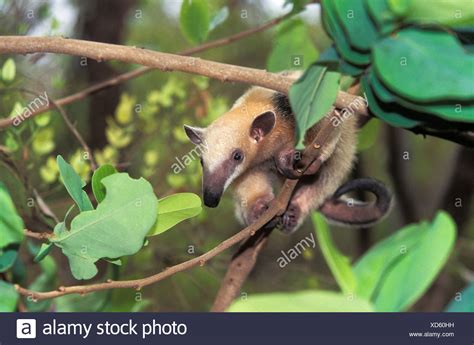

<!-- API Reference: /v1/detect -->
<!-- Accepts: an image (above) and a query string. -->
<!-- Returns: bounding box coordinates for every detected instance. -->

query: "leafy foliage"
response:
[57,155,93,212]
[148,193,202,236]
[180,0,210,44]
[312,213,355,295]
[289,64,340,148]
[353,212,456,311]
[51,173,158,280]
[320,0,474,130]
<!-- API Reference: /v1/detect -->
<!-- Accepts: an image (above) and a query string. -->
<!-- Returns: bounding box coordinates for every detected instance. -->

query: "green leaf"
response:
[180,0,210,44]
[91,164,118,203]
[266,19,319,72]
[333,0,379,52]
[148,193,202,236]
[0,244,19,272]
[289,64,340,148]
[361,76,421,128]
[357,118,380,151]
[51,173,158,280]
[2,58,16,82]
[33,243,54,262]
[321,0,371,66]
[445,282,474,312]
[32,128,55,155]
[373,28,474,102]
[0,183,24,248]
[57,155,94,212]
[388,0,474,27]
[365,0,397,35]
[209,6,229,31]
[369,70,474,123]
[312,213,356,294]
[354,211,456,311]
[0,280,19,311]
[228,290,374,312]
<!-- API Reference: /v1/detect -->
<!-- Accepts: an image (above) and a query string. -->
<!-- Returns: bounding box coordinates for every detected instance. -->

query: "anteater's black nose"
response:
[203,189,220,208]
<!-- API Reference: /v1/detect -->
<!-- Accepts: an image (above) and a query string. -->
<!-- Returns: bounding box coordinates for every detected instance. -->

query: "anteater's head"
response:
[184,88,279,208]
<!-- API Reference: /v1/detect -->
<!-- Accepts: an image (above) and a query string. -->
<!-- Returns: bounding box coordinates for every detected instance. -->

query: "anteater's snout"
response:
[203,189,221,208]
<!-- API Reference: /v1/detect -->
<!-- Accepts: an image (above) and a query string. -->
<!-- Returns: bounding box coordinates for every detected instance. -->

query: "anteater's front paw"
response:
[246,197,272,225]
[278,203,301,234]
[275,148,301,179]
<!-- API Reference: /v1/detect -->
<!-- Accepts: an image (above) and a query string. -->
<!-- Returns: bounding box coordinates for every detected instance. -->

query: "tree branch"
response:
[0,36,368,128]
[0,14,289,129]
[24,229,53,240]
[211,226,274,312]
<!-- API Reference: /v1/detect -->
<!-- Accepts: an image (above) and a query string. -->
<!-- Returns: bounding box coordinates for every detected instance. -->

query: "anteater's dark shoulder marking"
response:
[271,92,294,121]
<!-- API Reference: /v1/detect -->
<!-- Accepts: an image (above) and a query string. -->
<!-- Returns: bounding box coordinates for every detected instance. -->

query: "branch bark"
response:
[211,227,274,311]
[0,36,368,128]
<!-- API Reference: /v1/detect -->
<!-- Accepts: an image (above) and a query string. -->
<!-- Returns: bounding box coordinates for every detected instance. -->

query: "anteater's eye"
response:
[232,150,243,162]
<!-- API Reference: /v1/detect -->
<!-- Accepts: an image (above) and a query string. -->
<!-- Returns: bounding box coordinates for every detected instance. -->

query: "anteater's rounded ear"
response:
[250,111,276,142]
[184,125,204,145]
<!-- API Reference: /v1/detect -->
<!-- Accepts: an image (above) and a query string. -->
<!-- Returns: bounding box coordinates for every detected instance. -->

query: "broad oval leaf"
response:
[91,164,118,203]
[228,290,374,312]
[354,211,456,311]
[373,28,474,102]
[332,0,379,52]
[289,64,340,148]
[51,173,158,280]
[180,0,210,44]
[57,155,93,212]
[2,58,16,82]
[312,212,356,294]
[369,70,474,123]
[0,183,24,248]
[148,193,202,236]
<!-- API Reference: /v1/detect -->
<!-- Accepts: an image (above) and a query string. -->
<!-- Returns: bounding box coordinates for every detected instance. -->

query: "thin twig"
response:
[50,99,98,170]
[24,229,53,240]
[14,88,98,170]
